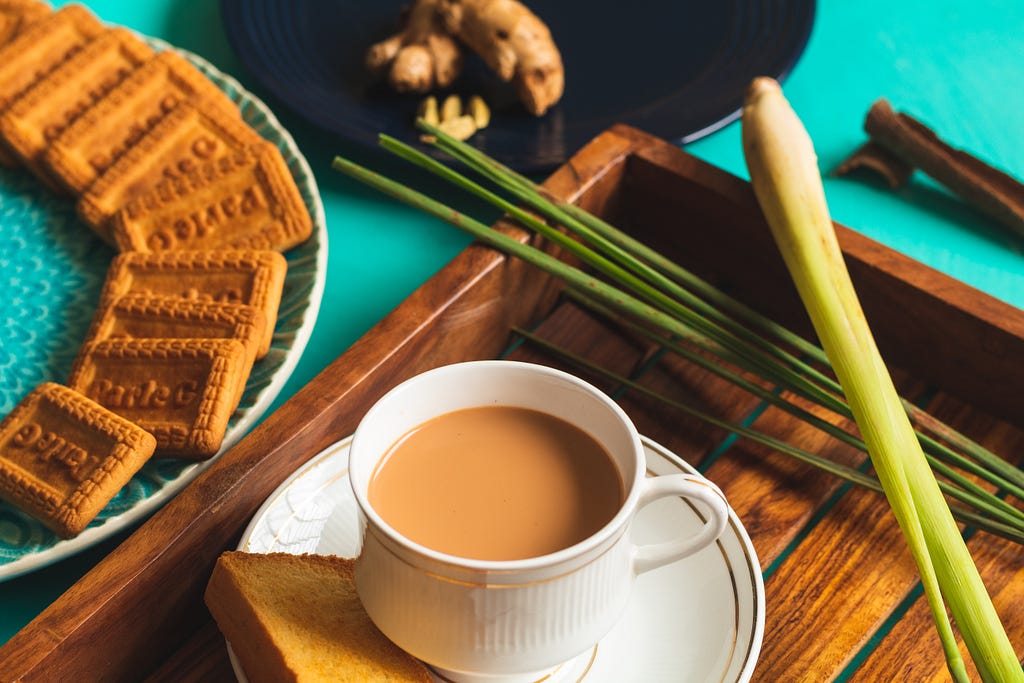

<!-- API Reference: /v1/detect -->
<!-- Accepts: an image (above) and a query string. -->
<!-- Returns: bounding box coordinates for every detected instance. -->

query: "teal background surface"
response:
[1,0,1023,654]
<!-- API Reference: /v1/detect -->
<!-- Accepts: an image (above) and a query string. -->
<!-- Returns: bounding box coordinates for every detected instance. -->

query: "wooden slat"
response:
[702,397,866,571]
[143,621,234,683]
[619,349,761,461]
[756,482,917,680]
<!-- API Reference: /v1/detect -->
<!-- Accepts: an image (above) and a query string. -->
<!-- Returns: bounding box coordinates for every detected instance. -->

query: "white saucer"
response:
[231,436,765,682]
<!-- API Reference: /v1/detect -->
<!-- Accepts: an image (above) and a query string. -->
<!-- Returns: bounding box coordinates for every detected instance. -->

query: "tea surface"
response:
[369,406,624,561]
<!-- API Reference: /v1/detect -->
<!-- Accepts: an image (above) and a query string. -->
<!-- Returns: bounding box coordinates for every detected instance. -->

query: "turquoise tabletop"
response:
[1,0,1023,649]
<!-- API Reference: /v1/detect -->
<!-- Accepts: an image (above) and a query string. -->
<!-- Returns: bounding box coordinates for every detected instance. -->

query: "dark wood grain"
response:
[2,124,1022,681]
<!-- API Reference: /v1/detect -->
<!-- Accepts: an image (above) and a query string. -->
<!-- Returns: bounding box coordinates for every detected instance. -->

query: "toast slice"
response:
[205,552,433,683]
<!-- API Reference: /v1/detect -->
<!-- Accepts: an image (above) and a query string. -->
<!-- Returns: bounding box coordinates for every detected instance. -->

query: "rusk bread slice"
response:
[205,552,433,683]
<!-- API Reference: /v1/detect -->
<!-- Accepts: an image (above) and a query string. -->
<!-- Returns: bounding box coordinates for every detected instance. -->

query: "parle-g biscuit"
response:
[68,338,249,459]
[0,0,50,50]
[110,142,312,254]
[78,100,265,238]
[0,382,156,538]
[87,292,269,365]
[0,5,103,112]
[99,249,287,357]
[0,28,154,186]
[0,4,103,167]
[42,50,240,196]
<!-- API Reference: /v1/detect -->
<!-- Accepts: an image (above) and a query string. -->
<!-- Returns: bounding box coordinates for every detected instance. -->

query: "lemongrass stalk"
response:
[419,119,1024,495]
[742,77,1021,683]
[515,326,1024,545]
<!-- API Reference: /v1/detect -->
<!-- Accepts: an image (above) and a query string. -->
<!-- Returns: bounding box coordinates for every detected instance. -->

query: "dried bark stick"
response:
[834,141,913,189]
[861,98,1024,237]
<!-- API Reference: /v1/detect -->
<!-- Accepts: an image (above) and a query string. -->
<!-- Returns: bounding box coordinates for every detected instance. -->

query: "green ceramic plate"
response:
[0,37,327,581]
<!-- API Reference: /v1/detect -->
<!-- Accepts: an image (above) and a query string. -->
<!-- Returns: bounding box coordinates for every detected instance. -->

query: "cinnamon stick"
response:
[834,141,913,189]
[854,99,1024,237]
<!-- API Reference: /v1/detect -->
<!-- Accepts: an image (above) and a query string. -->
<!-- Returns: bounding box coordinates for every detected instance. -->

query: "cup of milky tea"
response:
[349,360,729,682]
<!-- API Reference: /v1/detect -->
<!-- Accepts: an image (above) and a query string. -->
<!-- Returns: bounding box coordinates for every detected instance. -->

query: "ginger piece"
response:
[439,0,564,116]
[366,0,463,93]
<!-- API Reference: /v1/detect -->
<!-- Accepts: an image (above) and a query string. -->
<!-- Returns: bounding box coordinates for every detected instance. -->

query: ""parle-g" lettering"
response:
[89,379,199,410]
[10,422,99,482]
[146,184,267,251]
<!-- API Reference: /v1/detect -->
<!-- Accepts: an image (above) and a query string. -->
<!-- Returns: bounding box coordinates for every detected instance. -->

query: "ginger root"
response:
[365,0,463,93]
[367,0,564,117]
[439,0,564,116]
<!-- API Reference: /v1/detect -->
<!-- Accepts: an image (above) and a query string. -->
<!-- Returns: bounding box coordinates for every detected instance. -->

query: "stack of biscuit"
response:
[0,3,314,538]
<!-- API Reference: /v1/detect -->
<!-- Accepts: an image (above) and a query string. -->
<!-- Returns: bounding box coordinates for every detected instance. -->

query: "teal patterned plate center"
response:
[0,37,327,581]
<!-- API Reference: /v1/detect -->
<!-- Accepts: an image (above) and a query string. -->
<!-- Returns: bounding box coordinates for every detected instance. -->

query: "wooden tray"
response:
[2,125,1022,681]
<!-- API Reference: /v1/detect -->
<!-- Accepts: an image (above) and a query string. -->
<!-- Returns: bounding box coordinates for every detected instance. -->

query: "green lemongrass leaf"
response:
[566,288,1024,530]
[742,77,1020,683]
[384,132,846,409]
[515,325,1024,544]
[418,118,1024,498]
[510,327,883,490]
[333,150,1024,542]
[418,119,844,390]
[420,116,833,362]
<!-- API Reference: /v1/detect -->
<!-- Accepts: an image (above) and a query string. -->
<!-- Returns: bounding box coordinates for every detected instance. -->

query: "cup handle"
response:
[631,474,730,575]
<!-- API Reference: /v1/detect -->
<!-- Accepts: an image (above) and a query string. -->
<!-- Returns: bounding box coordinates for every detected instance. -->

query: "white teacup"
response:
[349,360,729,682]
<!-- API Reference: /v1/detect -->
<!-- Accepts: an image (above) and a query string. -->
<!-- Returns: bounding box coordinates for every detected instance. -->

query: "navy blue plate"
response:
[220,0,815,172]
